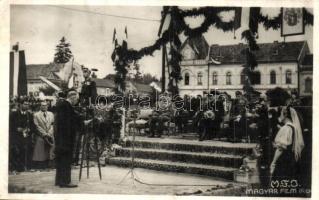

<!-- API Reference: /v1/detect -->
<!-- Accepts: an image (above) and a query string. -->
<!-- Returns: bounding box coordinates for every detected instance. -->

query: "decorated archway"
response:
[111,7,313,99]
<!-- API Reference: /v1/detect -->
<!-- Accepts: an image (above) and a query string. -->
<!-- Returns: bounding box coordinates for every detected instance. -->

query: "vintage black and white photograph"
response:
[2,1,315,198]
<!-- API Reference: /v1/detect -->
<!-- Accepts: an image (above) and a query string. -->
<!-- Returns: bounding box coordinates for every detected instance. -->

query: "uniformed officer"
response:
[80,67,97,106]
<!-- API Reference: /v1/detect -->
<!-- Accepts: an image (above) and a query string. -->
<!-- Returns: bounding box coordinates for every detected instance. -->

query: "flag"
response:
[125,26,128,39]
[124,26,129,49]
[10,46,27,97]
[39,76,61,91]
[233,7,242,30]
[67,58,75,89]
[158,7,171,37]
[112,28,117,43]
[68,74,74,89]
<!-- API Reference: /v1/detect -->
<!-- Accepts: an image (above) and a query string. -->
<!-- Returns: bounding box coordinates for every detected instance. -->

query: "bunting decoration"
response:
[111,6,313,95]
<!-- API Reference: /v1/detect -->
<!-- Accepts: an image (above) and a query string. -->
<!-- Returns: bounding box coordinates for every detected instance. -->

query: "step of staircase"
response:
[125,137,255,156]
[115,147,243,168]
[107,136,256,181]
[107,157,236,180]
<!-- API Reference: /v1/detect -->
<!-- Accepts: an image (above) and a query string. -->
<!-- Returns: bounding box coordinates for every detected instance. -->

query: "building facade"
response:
[168,36,312,97]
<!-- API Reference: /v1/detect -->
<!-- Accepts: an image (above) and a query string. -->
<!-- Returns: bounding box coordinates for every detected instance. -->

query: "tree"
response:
[54,37,73,64]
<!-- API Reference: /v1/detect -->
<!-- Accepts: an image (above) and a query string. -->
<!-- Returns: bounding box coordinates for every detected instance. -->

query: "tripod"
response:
[117,109,139,186]
[79,107,102,181]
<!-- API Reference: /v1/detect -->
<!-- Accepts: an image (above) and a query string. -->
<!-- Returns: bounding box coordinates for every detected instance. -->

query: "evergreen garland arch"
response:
[111,7,313,96]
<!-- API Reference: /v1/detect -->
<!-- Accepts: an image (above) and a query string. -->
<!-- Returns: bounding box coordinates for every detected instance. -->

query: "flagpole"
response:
[161,43,166,93]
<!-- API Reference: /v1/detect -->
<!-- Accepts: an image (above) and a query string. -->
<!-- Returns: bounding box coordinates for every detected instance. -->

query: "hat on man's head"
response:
[82,67,91,74]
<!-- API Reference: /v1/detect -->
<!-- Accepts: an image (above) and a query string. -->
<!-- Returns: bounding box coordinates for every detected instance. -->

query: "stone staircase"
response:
[106,136,256,181]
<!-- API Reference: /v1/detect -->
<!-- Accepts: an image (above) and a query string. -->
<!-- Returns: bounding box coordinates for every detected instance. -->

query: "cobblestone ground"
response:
[8,165,246,195]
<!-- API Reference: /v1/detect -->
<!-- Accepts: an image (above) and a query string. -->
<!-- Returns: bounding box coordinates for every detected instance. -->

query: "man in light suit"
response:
[32,101,55,170]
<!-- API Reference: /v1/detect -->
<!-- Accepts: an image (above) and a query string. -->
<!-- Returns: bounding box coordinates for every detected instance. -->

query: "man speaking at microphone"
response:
[54,89,92,188]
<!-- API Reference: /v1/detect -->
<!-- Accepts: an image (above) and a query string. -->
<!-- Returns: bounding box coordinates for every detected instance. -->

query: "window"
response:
[212,72,218,85]
[250,71,261,85]
[226,72,232,85]
[240,71,246,85]
[270,70,276,84]
[197,72,203,85]
[184,72,190,85]
[305,77,312,93]
[286,70,292,84]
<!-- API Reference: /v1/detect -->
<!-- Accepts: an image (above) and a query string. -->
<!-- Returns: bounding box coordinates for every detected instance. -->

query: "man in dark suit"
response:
[54,89,91,188]
[9,100,34,172]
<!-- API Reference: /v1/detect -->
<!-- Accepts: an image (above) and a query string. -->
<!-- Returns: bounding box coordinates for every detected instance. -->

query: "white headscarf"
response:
[289,107,304,161]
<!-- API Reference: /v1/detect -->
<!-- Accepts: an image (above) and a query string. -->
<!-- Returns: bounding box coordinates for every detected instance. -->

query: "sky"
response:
[11,5,313,79]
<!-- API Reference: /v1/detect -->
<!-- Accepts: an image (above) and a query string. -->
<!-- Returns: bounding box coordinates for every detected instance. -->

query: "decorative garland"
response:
[111,7,313,95]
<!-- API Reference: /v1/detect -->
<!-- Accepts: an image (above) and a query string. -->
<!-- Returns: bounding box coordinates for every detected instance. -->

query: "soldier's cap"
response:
[82,67,91,74]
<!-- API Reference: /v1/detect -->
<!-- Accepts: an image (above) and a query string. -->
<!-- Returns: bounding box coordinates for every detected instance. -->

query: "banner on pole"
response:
[281,8,304,36]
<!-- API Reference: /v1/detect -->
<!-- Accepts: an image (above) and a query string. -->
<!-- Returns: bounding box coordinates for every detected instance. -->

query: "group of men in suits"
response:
[9,67,97,188]
[9,100,55,172]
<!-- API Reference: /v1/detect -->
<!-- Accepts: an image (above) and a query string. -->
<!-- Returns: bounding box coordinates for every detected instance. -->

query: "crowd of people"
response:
[126,89,312,194]
[9,80,312,192]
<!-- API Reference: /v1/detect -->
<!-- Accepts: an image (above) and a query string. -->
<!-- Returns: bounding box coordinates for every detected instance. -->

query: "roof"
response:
[26,63,61,80]
[132,82,153,93]
[302,54,313,65]
[180,35,209,60]
[208,41,307,64]
[92,78,115,88]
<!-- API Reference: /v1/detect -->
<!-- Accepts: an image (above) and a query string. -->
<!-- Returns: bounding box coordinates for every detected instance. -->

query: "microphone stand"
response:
[117,108,139,186]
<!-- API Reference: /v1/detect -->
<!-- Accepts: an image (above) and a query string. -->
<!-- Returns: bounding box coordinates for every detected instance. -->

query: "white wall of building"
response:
[27,81,47,93]
[97,87,114,96]
[177,62,299,97]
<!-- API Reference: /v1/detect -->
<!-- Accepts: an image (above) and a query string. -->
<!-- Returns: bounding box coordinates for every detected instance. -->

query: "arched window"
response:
[197,72,203,85]
[286,70,292,84]
[305,77,312,93]
[240,71,246,85]
[184,72,190,86]
[251,71,261,85]
[226,72,232,85]
[212,72,218,85]
[270,70,276,84]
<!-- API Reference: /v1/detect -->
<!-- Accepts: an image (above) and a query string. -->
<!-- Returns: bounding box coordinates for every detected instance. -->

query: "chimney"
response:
[273,41,279,55]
